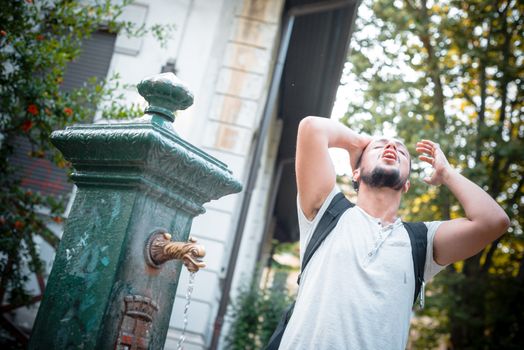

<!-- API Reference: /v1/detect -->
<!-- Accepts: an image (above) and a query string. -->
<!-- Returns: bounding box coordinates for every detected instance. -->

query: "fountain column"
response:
[28,73,242,349]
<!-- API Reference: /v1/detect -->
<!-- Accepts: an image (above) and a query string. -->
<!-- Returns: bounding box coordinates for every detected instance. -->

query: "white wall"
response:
[177,1,285,348]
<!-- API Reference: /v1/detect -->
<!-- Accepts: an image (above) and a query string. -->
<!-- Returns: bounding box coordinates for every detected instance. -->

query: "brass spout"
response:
[145,230,206,272]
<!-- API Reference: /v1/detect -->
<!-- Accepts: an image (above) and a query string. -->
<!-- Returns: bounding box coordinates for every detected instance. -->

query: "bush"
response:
[225,275,292,350]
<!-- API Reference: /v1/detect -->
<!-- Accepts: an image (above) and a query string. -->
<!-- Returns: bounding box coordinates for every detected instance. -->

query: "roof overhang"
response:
[272,0,359,242]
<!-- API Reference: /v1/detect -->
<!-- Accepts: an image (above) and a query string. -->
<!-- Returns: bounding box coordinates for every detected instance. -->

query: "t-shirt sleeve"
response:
[297,185,341,263]
[423,221,448,281]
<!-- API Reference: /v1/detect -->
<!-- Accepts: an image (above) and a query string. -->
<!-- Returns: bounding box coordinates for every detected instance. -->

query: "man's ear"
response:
[352,168,361,182]
[352,168,361,192]
[403,179,410,193]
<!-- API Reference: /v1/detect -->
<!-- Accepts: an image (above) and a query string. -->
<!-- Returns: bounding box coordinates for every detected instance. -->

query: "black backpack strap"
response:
[298,192,354,284]
[403,221,428,306]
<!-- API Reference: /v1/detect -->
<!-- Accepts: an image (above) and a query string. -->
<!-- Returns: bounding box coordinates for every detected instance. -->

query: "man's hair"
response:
[352,145,368,192]
[354,145,368,170]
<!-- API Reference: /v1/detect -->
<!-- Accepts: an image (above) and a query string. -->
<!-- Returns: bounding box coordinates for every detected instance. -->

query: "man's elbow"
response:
[298,116,323,133]
[297,117,327,145]
[491,211,511,238]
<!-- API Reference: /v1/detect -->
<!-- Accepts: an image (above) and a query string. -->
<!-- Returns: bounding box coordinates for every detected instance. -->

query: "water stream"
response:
[176,271,196,350]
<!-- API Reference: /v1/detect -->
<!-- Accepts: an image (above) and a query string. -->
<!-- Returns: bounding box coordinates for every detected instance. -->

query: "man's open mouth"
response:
[382,150,397,162]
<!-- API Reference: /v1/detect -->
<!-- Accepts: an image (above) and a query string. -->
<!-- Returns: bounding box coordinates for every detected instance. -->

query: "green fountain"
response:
[28,73,242,349]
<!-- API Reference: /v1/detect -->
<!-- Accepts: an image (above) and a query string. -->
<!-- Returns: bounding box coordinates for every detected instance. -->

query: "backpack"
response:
[264,192,428,350]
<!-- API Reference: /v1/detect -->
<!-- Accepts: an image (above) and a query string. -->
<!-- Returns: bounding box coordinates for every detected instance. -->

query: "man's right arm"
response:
[295,116,371,220]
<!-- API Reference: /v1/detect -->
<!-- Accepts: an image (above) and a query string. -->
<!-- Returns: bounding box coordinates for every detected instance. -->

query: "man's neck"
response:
[356,185,402,225]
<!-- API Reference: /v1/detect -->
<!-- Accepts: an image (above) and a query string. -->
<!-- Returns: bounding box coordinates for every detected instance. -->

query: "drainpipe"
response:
[255,157,294,265]
[209,1,356,349]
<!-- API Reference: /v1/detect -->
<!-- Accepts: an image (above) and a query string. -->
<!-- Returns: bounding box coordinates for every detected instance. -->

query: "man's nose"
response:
[385,142,397,150]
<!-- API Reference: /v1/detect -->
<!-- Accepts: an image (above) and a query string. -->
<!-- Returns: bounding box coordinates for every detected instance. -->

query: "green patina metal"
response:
[28,73,242,349]
[137,73,194,122]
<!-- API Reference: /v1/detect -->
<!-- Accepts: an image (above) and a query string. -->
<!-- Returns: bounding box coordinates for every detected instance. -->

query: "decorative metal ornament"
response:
[145,229,206,272]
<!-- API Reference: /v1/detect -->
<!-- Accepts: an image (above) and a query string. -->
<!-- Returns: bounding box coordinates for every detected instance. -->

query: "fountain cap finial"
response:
[137,73,194,122]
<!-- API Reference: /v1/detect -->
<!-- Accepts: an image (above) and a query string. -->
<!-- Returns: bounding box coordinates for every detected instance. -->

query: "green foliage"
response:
[225,274,292,350]
[344,0,523,348]
[0,0,174,342]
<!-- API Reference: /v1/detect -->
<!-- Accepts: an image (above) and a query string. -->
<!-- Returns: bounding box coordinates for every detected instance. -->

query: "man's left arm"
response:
[416,140,511,266]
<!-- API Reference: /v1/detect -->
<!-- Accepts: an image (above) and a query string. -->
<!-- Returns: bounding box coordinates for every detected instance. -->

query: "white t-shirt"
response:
[279,186,446,350]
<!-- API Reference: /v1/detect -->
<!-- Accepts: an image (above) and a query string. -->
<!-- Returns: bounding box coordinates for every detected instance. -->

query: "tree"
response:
[342,0,523,347]
[0,0,173,346]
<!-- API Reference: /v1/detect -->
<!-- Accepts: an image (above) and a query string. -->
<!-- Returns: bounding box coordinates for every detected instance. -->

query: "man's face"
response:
[355,138,411,192]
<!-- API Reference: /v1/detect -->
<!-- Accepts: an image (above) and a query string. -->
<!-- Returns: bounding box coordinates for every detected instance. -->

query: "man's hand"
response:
[416,139,452,186]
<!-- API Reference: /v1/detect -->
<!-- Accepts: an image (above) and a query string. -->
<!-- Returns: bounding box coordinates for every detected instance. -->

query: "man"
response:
[279,116,510,349]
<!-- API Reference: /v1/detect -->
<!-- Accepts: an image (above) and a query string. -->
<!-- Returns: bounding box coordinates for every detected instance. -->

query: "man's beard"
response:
[360,166,407,191]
